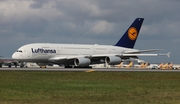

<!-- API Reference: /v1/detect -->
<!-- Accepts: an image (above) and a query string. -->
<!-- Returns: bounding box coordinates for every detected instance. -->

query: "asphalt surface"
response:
[0,67,179,72]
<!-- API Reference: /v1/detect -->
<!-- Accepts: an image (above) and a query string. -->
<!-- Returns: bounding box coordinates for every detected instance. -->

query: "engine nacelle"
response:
[74,57,91,66]
[105,56,121,65]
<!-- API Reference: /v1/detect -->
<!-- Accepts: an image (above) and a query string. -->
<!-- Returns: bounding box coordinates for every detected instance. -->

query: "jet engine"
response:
[105,56,121,65]
[74,57,91,66]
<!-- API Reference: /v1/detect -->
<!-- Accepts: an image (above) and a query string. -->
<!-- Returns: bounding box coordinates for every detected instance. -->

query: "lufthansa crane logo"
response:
[128,27,138,40]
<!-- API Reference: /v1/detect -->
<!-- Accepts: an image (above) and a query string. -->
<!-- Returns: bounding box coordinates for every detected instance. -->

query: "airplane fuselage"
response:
[12,43,138,63]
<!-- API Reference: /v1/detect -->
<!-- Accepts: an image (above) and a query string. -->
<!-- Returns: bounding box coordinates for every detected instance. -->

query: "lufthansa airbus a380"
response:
[12,18,170,68]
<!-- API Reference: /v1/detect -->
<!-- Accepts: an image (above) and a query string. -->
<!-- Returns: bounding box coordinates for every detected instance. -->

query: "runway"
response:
[0,67,180,72]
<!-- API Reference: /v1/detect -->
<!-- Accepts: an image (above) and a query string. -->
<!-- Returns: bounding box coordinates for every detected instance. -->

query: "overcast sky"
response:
[0,0,180,63]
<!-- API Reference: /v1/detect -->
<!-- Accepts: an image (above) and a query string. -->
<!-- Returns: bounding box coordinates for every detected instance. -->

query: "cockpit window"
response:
[16,50,23,52]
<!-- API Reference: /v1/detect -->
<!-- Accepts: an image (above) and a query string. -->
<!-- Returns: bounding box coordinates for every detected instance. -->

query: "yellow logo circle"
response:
[128,27,138,40]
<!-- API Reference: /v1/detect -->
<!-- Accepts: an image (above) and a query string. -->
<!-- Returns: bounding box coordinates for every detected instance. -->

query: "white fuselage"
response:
[12,43,138,63]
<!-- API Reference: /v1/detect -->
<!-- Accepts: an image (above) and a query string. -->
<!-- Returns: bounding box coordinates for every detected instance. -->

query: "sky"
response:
[0,0,180,63]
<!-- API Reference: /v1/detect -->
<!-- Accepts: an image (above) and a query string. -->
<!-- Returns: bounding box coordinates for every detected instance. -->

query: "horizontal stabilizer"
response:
[124,49,163,54]
[117,52,171,57]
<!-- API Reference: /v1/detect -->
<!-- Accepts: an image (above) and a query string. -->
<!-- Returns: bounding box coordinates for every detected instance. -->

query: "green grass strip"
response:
[0,71,180,104]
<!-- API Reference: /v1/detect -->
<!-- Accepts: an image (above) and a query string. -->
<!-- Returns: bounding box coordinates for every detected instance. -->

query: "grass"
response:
[0,71,180,104]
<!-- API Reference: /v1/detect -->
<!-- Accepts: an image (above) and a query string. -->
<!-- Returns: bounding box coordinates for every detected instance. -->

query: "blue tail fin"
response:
[115,18,144,48]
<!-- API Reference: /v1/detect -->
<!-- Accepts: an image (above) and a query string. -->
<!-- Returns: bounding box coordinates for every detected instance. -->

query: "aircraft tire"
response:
[20,65,24,68]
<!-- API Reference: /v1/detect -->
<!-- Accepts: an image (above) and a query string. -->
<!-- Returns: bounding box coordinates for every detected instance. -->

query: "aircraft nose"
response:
[12,52,18,59]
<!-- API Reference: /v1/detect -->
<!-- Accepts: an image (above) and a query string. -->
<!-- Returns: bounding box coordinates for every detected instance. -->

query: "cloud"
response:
[0,0,180,63]
[91,20,114,35]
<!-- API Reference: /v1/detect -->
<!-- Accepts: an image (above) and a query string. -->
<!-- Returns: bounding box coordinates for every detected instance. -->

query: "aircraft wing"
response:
[49,54,119,61]
[49,55,89,61]
[48,55,87,63]
[49,52,170,62]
